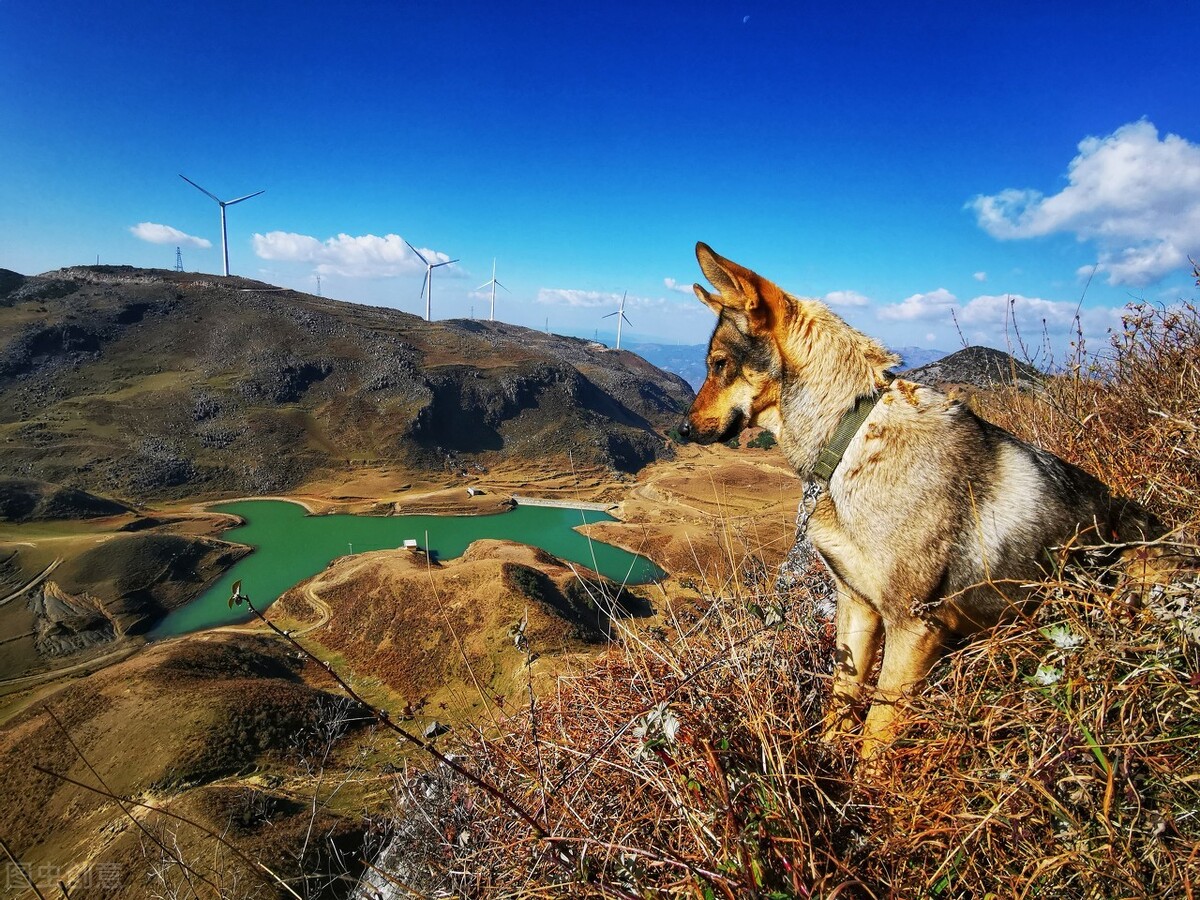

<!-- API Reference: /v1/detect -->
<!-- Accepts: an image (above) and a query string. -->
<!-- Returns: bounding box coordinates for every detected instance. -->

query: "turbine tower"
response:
[476,258,509,321]
[179,174,264,277]
[603,291,632,350]
[404,238,459,321]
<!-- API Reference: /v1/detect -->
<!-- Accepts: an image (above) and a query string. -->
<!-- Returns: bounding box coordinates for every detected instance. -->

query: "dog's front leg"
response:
[823,588,883,744]
[859,617,946,758]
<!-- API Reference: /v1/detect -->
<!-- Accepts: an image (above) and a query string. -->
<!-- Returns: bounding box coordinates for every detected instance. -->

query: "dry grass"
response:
[972,299,1200,527]
[376,290,1200,898]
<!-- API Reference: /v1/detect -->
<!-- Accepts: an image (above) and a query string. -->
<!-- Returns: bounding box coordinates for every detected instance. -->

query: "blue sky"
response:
[2,1,1197,358]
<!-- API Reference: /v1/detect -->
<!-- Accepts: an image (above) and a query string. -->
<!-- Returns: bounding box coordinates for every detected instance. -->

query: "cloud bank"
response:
[878,288,958,321]
[252,231,453,278]
[969,119,1200,286]
[823,289,871,308]
[130,222,211,249]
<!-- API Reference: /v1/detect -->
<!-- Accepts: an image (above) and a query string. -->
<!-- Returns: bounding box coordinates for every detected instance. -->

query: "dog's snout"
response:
[677,421,692,442]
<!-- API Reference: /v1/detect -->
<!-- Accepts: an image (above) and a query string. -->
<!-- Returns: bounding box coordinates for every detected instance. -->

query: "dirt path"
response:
[0,642,143,696]
[293,583,331,637]
[0,557,62,607]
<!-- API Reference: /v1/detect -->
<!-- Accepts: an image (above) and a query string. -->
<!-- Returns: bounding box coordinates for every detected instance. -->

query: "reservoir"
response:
[149,499,663,638]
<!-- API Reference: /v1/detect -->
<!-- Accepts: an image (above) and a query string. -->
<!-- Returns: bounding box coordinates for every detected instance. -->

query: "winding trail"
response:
[292,582,332,637]
[0,557,62,608]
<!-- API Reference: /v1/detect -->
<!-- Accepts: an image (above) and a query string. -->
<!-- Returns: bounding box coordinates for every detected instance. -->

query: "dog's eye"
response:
[711,358,728,375]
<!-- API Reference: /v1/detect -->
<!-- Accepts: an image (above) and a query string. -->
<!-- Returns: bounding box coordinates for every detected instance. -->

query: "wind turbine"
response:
[179,174,264,277]
[603,291,632,350]
[476,258,509,321]
[404,239,459,321]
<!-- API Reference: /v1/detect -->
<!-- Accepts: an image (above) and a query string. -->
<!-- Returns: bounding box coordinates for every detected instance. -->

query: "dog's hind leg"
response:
[823,587,884,744]
[860,617,947,758]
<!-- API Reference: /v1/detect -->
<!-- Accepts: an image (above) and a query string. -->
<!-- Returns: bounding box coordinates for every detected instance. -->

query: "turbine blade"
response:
[602,311,617,318]
[226,189,265,206]
[622,313,632,325]
[475,281,492,291]
[179,174,221,204]
[420,270,430,298]
[496,280,510,292]
[403,239,429,265]
[432,258,459,269]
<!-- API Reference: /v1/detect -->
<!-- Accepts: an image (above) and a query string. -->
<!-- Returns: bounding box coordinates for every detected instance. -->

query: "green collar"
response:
[811,391,883,485]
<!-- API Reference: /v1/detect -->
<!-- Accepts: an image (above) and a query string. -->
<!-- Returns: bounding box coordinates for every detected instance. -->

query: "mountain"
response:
[0,267,694,501]
[628,342,708,390]
[891,345,950,370]
[901,345,1043,390]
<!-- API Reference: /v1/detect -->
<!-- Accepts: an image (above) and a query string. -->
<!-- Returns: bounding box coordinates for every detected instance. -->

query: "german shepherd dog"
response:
[680,242,1162,757]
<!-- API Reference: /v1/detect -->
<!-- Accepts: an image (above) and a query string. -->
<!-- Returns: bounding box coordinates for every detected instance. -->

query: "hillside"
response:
[902,344,1042,389]
[0,632,372,898]
[0,266,694,502]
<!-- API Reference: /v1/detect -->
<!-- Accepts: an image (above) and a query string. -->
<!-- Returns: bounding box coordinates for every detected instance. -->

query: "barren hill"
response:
[0,266,694,501]
[901,344,1042,390]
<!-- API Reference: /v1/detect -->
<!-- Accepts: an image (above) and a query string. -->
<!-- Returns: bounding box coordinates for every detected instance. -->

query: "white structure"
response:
[603,291,632,349]
[475,258,509,321]
[403,239,459,321]
[179,174,264,277]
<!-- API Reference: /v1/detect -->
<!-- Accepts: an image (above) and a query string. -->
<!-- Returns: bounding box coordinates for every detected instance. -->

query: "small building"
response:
[403,539,419,550]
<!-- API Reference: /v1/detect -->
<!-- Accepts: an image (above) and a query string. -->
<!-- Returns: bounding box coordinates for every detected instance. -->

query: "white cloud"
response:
[251,231,454,278]
[130,222,211,249]
[878,288,958,321]
[663,277,694,294]
[537,289,712,326]
[973,271,987,282]
[537,288,617,308]
[960,293,1080,328]
[969,119,1200,286]
[823,289,870,308]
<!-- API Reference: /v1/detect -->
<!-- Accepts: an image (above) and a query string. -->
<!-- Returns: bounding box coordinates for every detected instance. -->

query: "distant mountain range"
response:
[0,266,694,501]
[630,342,951,390]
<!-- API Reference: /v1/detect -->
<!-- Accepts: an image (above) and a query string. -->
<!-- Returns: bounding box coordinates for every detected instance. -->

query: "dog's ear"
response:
[693,283,725,315]
[695,241,787,333]
[696,242,744,298]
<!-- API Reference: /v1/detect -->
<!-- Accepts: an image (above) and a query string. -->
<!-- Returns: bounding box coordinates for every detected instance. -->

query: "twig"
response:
[0,833,50,900]
[42,704,212,899]
[27,767,303,899]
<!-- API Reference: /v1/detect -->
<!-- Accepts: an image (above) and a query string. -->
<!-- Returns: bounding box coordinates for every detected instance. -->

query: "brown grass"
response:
[378,292,1200,898]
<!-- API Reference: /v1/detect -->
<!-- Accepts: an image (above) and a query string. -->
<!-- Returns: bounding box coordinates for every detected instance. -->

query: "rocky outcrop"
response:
[901,345,1042,390]
[31,581,116,656]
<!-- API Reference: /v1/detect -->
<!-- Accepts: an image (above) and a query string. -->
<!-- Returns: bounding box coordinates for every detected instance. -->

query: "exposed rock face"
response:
[901,345,1043,390]
[0,268,694,500]
[31,581,115,656]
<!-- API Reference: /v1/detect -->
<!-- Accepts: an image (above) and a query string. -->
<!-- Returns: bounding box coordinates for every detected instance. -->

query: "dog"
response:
[680,242,1162,758]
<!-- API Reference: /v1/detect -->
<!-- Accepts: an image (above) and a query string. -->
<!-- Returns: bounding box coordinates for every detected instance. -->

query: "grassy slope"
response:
[0,267,693,504]
[0,633,368,899]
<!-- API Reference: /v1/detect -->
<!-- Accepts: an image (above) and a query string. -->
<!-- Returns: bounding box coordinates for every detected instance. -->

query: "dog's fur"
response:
[682,243,1162,757]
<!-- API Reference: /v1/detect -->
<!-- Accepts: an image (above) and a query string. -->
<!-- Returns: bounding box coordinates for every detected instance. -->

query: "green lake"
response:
[149,499,664,638]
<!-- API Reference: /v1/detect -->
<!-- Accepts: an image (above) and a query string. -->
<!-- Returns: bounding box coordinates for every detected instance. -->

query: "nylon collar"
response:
[811,387,886,485]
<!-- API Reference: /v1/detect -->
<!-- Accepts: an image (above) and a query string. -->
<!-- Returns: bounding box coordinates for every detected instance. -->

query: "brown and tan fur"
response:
[681,242,1162,757]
